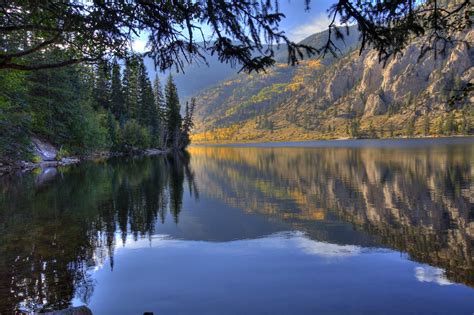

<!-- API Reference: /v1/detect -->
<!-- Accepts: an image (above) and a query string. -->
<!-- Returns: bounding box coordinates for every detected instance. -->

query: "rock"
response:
[145,148,163,156]
[36,306,92,315]
[32,137,57,161]
[60,157,80,165]
[364,94,387,117]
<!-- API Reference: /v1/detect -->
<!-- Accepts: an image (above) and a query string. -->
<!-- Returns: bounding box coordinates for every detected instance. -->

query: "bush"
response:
[31,155,42,163]
[120,120,150,150]
[56,147,70,161]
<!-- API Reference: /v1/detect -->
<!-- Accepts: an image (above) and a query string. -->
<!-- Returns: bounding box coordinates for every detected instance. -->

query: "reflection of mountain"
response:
[0,140,473,312]
[187,140,474,286]
[0,153,196,313]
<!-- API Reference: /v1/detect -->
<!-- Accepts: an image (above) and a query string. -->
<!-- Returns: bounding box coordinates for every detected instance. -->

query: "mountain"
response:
[145,54,239,100]
[145,26,360,100]
[190,28,473,143]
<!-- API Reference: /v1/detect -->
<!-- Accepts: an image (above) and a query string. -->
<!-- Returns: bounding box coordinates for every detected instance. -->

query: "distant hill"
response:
[145,26,360,100]
[145,53,239,100]
[190,28,473,142]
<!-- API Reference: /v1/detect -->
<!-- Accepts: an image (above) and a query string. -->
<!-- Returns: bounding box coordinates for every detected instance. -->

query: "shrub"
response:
[120,119,150,150]
[31,155,42,163]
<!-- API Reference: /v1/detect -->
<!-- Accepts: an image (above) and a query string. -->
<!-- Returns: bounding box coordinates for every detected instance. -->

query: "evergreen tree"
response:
[423,115,430,136]
[181,98,196,148]
[137,59,155,129]
[122,57,139,121]
[110,60,124,121]
[106,110,118,149]
[164,75,182,148]
[348,118,360,138]
[27,58,107,153]
[406,118,415,137]
[92,60,111,110]
[389,123,395,138]
[152,75,165,146]
[444,112,456,135]
[460,110,471,134]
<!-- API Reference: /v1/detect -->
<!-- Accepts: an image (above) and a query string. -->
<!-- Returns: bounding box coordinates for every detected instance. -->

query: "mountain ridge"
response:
[190,28,473,143]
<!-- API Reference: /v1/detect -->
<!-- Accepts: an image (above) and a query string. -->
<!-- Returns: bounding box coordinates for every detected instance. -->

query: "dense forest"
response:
[0,54,195,162]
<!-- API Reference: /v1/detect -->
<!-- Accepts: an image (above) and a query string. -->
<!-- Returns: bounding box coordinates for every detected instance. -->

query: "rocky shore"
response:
[0,137,167,177]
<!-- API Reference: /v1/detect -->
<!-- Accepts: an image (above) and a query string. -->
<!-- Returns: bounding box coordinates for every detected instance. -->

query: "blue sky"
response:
[132,0,337,52]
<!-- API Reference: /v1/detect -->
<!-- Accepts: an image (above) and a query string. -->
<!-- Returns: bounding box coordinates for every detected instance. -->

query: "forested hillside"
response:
[0,55,194,162]
[191,29,473,143]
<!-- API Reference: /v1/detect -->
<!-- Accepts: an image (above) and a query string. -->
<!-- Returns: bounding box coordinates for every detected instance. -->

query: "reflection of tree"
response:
[189,144,474,286]
[0,154,196,313]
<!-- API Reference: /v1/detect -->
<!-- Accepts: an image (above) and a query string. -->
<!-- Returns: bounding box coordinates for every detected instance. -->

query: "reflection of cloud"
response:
[415,266,452,286]
[115,231,361,259]
[290,14,333,41]
[294,233,361,257]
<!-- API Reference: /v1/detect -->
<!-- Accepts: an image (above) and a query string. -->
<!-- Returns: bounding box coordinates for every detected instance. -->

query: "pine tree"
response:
[460,109,471,134]
[444,112,456,135]
[92,60,111,110]
[423,115,430,136]
[137,59,155,128]
[122,57,139,121]
[406,118,415,137]
[152,75,165,146]
[181,98,196,148]
[164,74,182,148]
[153,75,165,115]
[106,110,118,148]
[110,60,124,121]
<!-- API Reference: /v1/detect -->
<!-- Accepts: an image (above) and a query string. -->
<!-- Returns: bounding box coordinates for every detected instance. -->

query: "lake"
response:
[1,138,473,314]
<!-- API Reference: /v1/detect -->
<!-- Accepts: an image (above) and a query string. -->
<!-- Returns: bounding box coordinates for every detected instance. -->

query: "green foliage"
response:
[27,60,108,154]
[120,120,150,150]
[348,118,360,138]
[443,112,456,135]
[110,60,125,120]
[0,70,30,160]
[31,155,42,163]
[256,115,274,131]
[0,54,193,160]
[165,75,182,148]
[423,115,431,136]
[56,147,71,161]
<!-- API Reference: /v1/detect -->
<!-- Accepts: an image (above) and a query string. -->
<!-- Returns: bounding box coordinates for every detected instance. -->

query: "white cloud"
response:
[289,13,335,42]
[114,231,361,259]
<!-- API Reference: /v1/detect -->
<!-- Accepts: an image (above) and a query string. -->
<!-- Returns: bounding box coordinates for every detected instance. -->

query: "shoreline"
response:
[0,148,168,177]
[191,135,474,147]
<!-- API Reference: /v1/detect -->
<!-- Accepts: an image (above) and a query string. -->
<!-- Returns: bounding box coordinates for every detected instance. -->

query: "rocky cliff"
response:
[191,29,473,143]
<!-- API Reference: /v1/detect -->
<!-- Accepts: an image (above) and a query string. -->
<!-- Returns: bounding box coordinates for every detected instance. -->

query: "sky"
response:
[132,0,337,52]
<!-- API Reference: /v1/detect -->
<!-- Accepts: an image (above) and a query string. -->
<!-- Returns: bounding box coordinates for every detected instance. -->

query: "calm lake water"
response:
[1,138,473,314]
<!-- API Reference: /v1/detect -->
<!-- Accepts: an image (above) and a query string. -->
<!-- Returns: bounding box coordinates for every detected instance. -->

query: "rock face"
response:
[32,137,57,161]
[191,28,473,141]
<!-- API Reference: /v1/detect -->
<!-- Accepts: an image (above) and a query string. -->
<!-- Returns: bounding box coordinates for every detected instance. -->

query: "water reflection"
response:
[0,139,472,313]
[188,142,474,286]
[0,153,197,313]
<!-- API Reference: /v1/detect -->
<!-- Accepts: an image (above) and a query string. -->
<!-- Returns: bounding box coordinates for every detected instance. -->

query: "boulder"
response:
[31,137,57,161]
